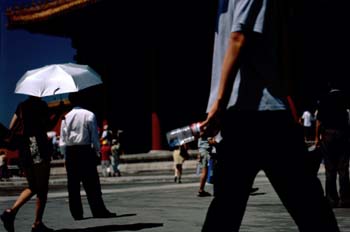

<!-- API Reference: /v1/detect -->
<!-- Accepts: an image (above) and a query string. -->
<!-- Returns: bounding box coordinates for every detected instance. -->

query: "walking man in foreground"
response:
[200,0,340,231]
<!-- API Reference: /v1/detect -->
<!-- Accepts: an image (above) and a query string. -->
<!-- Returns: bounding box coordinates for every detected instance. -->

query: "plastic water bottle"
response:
[166,122,201,148]
[196,162,201,176]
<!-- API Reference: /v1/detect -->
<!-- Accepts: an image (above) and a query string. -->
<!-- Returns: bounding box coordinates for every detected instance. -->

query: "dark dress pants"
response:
[65,145,107,218]
[202,110,339,232]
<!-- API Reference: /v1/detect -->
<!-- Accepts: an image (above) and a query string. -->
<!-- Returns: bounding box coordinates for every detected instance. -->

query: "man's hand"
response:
[95,151,101,165]
[200,100,224,138]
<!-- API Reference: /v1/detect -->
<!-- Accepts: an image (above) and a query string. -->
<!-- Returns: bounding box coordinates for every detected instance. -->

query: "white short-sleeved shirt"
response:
[207,0,286,112]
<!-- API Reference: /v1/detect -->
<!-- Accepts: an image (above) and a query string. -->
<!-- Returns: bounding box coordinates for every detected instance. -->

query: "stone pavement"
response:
[2,170,350,232]
[2,151,350,232]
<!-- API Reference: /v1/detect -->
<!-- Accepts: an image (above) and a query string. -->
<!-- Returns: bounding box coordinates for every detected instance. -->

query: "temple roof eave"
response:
[6,0,99,30]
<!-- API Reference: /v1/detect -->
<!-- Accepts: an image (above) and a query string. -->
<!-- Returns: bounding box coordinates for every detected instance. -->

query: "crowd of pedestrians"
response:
[99,124,122,177]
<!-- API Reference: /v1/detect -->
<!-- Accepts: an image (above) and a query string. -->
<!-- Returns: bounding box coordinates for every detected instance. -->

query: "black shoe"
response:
[93,211,117,218]
[1,209,15,232]
[174,176,177,183]
[31,223,53,232]
[328,199,340,208]
[197,191,211,197]
[73,215,84,221]
[338,201,350,208]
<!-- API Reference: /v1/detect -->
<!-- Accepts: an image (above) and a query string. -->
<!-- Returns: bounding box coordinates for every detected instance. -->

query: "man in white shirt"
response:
[299,110,314,142]
[59,92,116,220]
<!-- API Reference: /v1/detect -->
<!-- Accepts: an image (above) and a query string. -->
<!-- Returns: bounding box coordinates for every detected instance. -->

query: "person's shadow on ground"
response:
[54,213,163,231]
[54,223,164,232]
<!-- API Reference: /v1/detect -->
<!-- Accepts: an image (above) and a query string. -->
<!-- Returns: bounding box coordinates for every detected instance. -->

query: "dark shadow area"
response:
[250,192,266,196]
[54,223,164,232]
[76,213,137,221]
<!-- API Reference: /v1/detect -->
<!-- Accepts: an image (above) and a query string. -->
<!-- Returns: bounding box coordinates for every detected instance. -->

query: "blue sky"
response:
[0,0,76,126]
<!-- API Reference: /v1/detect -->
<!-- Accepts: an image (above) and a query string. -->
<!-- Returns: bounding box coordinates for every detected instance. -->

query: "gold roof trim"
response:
[6,0,98,27]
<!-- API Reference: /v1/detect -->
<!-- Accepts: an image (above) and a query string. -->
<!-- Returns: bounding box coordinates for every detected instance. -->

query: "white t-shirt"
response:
[301,111,312,127]
[207,0,286,112]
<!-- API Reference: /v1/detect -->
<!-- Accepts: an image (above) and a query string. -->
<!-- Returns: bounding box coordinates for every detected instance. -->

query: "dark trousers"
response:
[202,110,339,232]
[320,128,350,204]
[65,145,107,218]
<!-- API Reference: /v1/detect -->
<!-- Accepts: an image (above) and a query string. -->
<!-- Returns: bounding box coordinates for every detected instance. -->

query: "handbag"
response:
[0,123,10,140]
[206,158,215,184]
[179,146,190,160]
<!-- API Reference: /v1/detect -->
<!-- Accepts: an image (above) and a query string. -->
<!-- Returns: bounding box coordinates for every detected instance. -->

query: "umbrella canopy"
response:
[14,63,103,97]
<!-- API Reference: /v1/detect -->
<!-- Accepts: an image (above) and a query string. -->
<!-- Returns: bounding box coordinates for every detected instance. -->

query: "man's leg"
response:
[82,163,106,215]
[198,152,211,196]
[80,148,115,217]
[65,150,84,219]
[338,152,350,206]
[202,135,258,232]
[202,154,257,231]
[267,119,339,232]
[320,131,340,206]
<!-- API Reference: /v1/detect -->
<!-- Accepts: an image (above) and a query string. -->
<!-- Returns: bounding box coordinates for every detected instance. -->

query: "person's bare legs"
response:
[1,188,34,232]
[10,189,49,227]
[174,164,183,183]
[9,187,48,229]
[198,166,212,197]
[33,193,48,227]
[11,188,34,214]
[199,166,208,192]
[174,165,178,182]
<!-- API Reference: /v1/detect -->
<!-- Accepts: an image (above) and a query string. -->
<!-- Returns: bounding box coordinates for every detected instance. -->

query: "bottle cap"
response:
[191,122,201,135]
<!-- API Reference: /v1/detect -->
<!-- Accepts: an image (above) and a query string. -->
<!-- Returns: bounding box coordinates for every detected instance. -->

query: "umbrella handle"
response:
[53,87,60,95]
